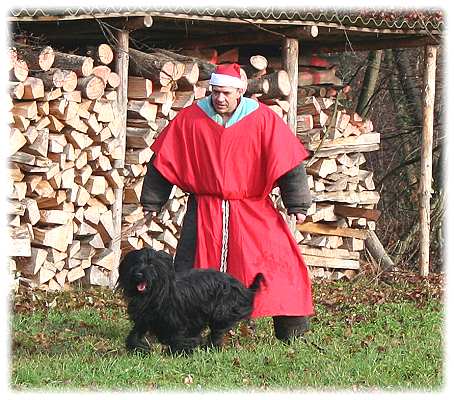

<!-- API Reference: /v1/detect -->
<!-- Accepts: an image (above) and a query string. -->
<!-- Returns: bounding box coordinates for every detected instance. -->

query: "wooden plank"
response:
[305,132,380,151]
[303,254,360,269]
[300,244,359,260]
[334,204,381,221]
[308,144,380,158]
[297,221,368,240]
[312,190,380,205]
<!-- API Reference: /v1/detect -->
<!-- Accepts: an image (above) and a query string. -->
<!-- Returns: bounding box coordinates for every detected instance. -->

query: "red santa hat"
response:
[209,63,244,89]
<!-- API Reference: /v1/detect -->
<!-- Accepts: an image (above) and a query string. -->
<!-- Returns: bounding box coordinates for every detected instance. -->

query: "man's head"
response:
[209,63,247,116]
[211,86,242,115]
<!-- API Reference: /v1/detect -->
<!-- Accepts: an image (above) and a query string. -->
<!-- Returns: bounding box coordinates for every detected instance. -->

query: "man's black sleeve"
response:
[277,163,312,215]
[140,155,173,212]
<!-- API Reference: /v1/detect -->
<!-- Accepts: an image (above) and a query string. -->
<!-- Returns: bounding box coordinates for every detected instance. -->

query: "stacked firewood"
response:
[294,95,381,280]
[8,43,123,291]
[8,41,380,290]
[119,47,204,257]
[239,53,379,280]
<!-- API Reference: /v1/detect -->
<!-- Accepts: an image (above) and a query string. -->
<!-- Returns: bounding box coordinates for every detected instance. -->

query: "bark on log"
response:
[365,230,395,270]
[14,44,55,71]
[151,48,215,80]
[129,48,181,86]
[176,62,200,90]
[246,76,269,95]
[250,55,268,71]
[259,70,291,99]
[53,51,94,77]
[76,76,105,99]
[10,57,29,82]
[86,44,114,65]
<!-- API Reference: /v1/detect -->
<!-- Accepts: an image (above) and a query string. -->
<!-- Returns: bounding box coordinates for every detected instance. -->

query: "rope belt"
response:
[220,199,230,273]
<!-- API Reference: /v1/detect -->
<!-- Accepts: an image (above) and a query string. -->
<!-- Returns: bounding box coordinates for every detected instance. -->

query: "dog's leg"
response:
[167,335,202,356]
[208,322,235,348]
[126,322,150,353]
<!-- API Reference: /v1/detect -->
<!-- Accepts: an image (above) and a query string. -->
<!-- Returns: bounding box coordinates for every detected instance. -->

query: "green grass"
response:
[10,284,444,392]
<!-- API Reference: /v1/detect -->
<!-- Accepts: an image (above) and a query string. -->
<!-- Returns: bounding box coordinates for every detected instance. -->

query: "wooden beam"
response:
[419,44,437,277]
[109,29,129,287]
[119,16,154,31]
[176,26,318,48]
[312,35,440,53]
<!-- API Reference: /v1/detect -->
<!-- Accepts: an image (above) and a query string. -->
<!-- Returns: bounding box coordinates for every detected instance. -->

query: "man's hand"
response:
[295,213,306,224]
[143,210,157,220]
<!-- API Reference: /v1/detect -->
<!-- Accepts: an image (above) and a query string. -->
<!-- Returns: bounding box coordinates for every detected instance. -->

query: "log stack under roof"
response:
[8,43,380,291]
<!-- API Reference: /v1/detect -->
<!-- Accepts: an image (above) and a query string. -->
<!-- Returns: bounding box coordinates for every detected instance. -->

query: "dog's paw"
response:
[126,343,151,354]
[166,348,193,357]
[126,336,151,354]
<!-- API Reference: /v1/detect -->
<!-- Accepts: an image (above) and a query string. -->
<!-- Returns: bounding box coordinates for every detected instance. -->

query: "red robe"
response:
[151,102,313,318]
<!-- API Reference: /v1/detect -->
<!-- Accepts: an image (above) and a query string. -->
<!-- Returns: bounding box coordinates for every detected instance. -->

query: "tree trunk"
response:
[385,49,419,186]
[393,49,423,128]
[356,50,383,117]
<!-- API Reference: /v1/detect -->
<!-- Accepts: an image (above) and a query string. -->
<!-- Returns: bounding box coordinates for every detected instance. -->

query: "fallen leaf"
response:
[184,374,193,385]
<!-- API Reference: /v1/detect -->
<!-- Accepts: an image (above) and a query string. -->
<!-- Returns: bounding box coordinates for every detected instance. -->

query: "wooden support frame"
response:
[109,29,129,286]
[282,37,298,235]
[282,37,298,134]
[419,44,437,277]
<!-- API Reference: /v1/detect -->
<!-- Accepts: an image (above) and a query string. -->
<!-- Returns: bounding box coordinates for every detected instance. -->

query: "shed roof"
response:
[9,7,442,53]
[9,6,443,32]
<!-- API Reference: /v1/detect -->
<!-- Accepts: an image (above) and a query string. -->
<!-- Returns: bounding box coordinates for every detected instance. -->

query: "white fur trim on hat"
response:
[209,73,244,89]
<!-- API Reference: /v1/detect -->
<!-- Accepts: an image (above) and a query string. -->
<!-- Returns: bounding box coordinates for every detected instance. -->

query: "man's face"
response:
[211,86,241,115]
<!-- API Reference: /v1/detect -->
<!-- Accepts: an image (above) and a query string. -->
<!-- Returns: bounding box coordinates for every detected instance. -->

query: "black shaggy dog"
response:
[117,247,264,355]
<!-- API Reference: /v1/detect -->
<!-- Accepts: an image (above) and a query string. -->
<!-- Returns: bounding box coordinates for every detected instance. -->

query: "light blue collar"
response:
[197,95,259,128]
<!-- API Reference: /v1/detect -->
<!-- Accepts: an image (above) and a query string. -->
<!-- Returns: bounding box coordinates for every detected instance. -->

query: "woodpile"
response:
[8,43,123,291]
[8,41,380,290]
[293,94,381,281]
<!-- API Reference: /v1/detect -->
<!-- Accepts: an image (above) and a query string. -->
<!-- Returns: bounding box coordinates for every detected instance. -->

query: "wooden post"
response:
[419,45,437,277]
[282,37,299,234]
[109,29,129,286]
[282,37,298,134]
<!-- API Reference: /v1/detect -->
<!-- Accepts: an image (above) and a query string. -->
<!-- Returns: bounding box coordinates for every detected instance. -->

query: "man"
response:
[141,63,313,342]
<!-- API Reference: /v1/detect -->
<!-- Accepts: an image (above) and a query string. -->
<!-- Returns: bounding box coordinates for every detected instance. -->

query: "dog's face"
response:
[117,247,174,298]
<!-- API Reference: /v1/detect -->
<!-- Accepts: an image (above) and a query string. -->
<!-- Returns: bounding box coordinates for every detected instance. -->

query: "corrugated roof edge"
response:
[9,6,443,32]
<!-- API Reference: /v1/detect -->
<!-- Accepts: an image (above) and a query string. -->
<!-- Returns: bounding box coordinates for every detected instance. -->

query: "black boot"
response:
[273,316,310,343]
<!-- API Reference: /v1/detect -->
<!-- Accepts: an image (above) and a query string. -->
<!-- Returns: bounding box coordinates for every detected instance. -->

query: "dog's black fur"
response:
[117,247,264,354]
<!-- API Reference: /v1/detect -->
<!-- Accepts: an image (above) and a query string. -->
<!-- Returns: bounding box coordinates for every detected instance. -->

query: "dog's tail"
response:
[248,273,265,293]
